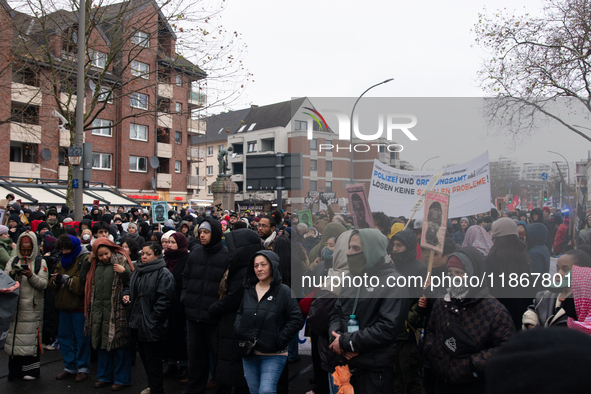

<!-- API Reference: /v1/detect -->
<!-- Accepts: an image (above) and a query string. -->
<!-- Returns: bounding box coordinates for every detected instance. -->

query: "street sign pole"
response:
[73,0,86,221]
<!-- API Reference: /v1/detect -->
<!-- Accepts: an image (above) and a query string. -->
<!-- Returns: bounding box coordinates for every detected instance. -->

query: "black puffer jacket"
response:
[164,251,188,361]
[391,229,428,297]
[182,218,229,323]
[125,256,176,342]
[234,250,304,354]
[210,229,262,387]
[328,259,410,372]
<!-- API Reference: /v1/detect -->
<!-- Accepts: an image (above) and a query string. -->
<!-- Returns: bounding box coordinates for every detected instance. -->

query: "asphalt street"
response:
[0,348,314,394]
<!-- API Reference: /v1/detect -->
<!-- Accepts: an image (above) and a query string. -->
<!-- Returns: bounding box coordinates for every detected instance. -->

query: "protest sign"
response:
[299,209,313,228]
[346,184,374,229]
[368,151,491,218]
[151,201,168,223]
[421,192,449,254]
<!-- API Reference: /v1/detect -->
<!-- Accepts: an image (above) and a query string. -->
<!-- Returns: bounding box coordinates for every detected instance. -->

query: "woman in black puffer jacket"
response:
[123,242,175,394]
[234,250,303,394]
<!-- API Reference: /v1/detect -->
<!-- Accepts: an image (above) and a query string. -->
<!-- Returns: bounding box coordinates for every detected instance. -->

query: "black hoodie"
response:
[391,229,427,297]
[182,217,229,323]
[234,250,304,354]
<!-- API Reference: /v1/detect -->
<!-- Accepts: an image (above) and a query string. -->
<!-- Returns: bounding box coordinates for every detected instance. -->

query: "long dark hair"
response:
[121,237,140,261]
[487,234,530,275]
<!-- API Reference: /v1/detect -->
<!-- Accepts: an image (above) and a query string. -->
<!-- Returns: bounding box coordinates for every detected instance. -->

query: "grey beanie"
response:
[0,224,8,235]
[491,217,518,238]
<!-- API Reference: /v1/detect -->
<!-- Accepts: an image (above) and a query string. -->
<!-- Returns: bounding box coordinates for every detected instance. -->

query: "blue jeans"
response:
[288,334,299,361]
[97,348,131,385]
[328,372,339,394]
[242,355,287,394]
[58,311,91,374]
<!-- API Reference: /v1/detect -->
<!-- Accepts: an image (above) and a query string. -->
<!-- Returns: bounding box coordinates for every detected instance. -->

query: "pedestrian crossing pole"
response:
[74,0,86,222]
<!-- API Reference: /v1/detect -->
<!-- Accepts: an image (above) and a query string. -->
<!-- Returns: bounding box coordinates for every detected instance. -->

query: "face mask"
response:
[448,276,469,299]
[322,246,334,260]
[83,234,91,241]
[47,218,57,225]
[347,251,366,276]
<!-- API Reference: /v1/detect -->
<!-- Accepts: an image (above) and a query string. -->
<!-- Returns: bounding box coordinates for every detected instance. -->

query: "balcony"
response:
[187,147,206,161]
[157,83,174,100]
[12,82,42,105]
[157,173,172,189]
[187,90,206,108]
[156,142,173,159]
[59,93,85,112]
[187,118,206,134]
[10,162,40,178]
[231,174,244,182]
[59,128,85,147]
[187,175,205,189]
[11,122,42,144]
[229,153,243,163]
[157,112,173,129]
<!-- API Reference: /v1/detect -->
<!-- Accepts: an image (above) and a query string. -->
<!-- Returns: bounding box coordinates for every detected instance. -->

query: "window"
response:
[311,138,317,150]
[326,140,333,151]
[195,167,199,175]
[247,141,257,153]
[175,161,181,173]
[218,144,224,152]
[207,185,213,195]
[208,146,213,156]
[175,74,182,86]
[326,160,332,172]
[10,143,37,163]
[207,165,213,176]
[130,123,148,141]
[129,156,147,172]
[91,50,107,68]
[98,87,112,104]
[247,123,257,131]
[310,180,317,191]
[310,159,317,171]
[92,153,112,170]
[325,181,333,193]
[237,124,246,132]
[176,102,182,113]
[131,60,149,79]
[132,31,149,47]
[294,120,307,131]
[175,131,182,144]
[130,92,148,109]
[91,118,112,136]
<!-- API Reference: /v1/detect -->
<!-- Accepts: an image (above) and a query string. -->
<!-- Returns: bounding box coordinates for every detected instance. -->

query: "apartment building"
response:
[0,0,206,206]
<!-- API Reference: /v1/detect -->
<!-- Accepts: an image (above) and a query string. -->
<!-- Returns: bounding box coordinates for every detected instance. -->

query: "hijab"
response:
[164,232,189,272]
[462,225,494,256]
[61,234,82,269]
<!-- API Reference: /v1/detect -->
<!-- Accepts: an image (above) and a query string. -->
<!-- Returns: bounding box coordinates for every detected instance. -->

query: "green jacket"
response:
[49,251,90,312]
[0,237,17,271]
[90,253,131,350]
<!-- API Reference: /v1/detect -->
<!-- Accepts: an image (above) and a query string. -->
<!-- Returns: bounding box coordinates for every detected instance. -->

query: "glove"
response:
[55,274,71,286]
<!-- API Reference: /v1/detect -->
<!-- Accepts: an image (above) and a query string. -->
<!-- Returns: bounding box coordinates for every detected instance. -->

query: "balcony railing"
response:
[188,90,206,108]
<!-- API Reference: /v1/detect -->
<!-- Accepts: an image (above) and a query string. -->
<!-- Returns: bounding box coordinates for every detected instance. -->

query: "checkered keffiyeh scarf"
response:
[567,266,591,335]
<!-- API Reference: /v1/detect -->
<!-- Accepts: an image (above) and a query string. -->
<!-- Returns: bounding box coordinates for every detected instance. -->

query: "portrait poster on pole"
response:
[298,209,313,228]
[151,201,168,223]
[421,191,450,254]
[346,184,374,229]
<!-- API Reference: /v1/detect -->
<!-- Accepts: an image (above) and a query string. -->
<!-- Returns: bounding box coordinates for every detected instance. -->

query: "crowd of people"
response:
[1,191,591,394]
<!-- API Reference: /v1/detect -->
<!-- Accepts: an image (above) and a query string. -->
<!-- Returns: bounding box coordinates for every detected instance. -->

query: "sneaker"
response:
[44,344,56,351]
[140,388,150,394]
[23,375,37,381]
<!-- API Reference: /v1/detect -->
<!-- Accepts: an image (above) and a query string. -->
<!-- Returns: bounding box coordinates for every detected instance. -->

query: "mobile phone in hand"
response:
[21,264,29,271]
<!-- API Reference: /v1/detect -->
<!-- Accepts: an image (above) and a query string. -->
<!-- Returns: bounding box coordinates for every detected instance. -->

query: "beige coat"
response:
[4,231,48,357]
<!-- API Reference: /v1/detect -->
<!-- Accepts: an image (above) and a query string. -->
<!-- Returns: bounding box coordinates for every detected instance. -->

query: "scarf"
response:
[263,230,277,249]
[84,238,134,318]
[462,225,493,256]
[61,235,82,269]
[567,266,591,335]
[164,232,189,272]
[83,251,130,351]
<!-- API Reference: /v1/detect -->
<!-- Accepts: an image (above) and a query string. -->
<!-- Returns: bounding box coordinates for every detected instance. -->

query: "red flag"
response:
[528,203,534,211]
[507,195,519,211]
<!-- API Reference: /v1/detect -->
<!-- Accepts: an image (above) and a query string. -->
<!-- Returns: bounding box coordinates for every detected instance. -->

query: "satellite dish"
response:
[151,177,157,189]
[150,156,160,169]
[41,148,51,161]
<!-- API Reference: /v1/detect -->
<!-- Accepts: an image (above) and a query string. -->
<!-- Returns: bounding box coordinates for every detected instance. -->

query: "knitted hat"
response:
[542,206,550,213]
[0,225,8,235]
[446,255,465,271]
[491,217,519,238]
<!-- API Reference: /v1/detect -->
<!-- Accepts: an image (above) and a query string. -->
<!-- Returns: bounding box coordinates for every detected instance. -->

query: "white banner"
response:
[368,151,492,218]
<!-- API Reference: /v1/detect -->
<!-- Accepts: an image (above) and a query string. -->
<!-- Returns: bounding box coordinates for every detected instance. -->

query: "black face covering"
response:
[562,296,577,320]
[347,251,366,276]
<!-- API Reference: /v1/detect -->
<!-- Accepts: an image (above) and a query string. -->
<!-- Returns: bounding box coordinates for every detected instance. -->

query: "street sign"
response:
[73,179,79,189]
[541,172,548,181]
[69,147,82,157]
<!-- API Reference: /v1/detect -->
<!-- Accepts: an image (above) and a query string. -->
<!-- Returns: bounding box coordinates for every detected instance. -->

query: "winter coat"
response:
[125,256,175,342]
[532,208,554,253]
[182,218,229,323]
[210,229,262,387]
[4,232,49,357]
[0,270,20,348]
[527,223,551,280]
[329,259,410,372]
[453,228,468,245]
[0,237,17,271]
[554,222,570,255]
[522,290,568,329]
[164,251,188,360]
[49,250,90,311]
[90,252,131,350]
[234,250,304,354]
[423,247,515,385]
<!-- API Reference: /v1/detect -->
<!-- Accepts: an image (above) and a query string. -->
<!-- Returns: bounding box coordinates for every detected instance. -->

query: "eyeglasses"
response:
[258,224,271,229]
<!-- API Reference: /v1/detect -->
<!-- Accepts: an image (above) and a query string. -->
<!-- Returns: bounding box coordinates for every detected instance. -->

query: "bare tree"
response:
[475,0,591,144]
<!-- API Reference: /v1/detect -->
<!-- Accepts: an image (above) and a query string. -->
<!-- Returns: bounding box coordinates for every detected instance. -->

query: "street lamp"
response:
[349,78,394,183]
[421,156,440,171]
[548,150,570,208]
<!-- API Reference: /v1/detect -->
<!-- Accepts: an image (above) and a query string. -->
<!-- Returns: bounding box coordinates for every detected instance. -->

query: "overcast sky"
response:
[218,0,591,170]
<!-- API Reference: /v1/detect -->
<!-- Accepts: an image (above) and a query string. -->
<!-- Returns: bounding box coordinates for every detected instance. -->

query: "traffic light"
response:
[543,190,548,201]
